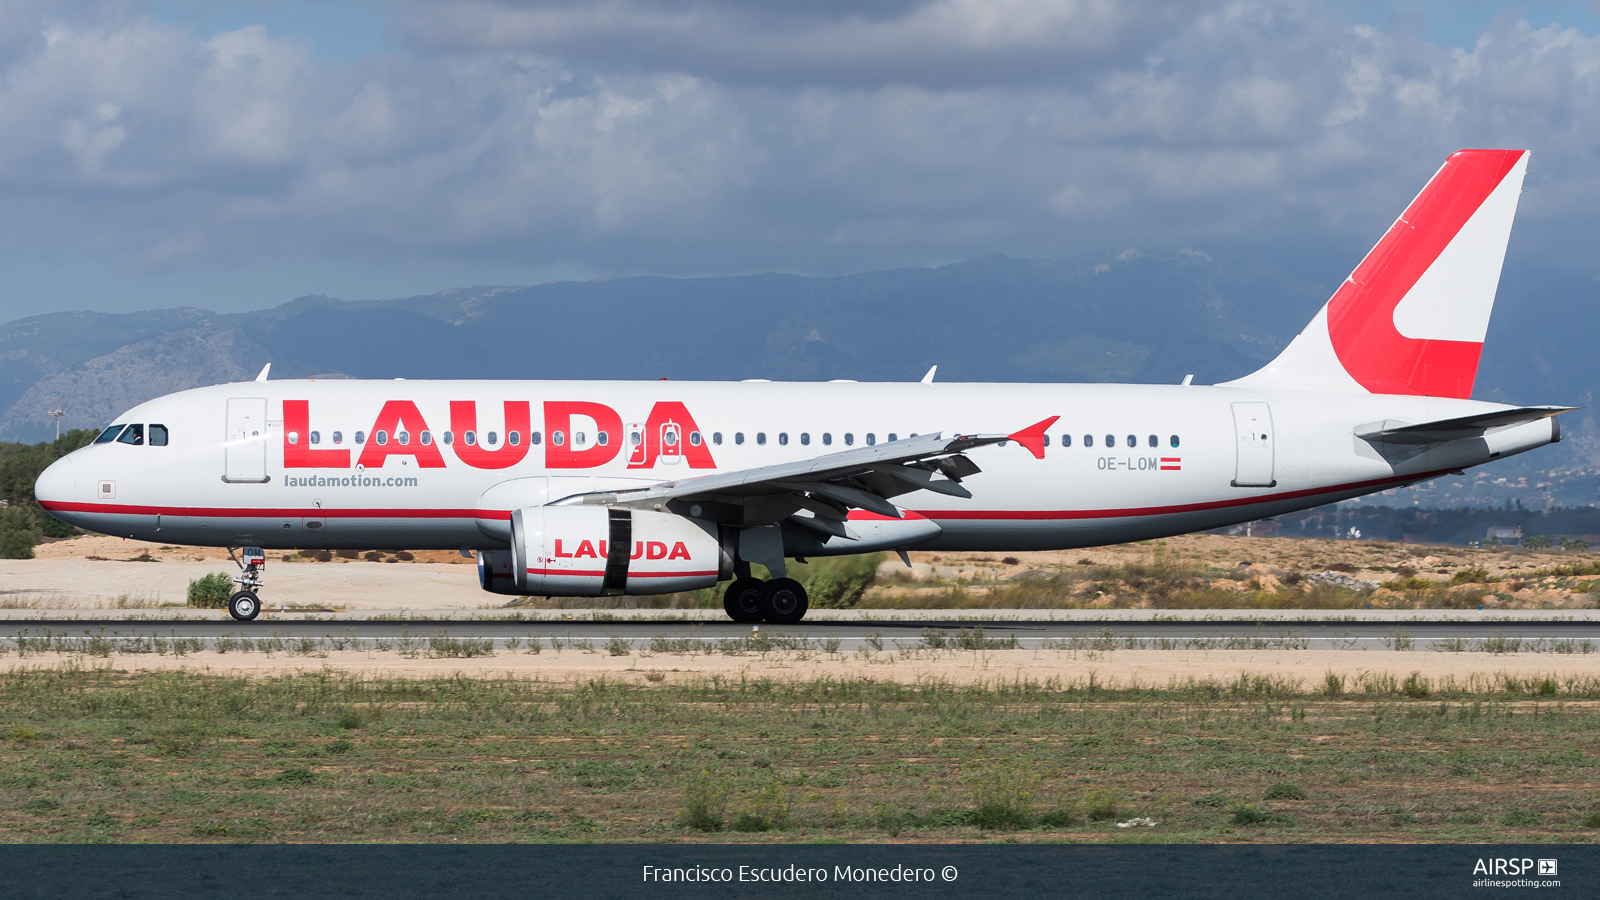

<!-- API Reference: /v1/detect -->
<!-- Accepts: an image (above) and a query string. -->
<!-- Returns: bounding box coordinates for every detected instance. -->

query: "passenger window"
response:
[1061,434,1072,447]
[443,431,453,445]
[464,431,476,446]
[1148,435,1157,448]
[95,425,125,444]
[779,433,789,446]
[664,430,677,447]
[575,432,586,446]
[713,432,723,445]
[865,433,875,446]
[800,433,810,446]
[1170,435,1180,448]
[757,433,767,445]
[823,433,832,446]
[1126,435,1136,448]
[510,431,522,446]
[599,431,611,446]
[488,431,499,445]
[631,431,642,446]
[397,431,409,445]
[1105,434,1114,448]
[309,431,320,444]
[149,424,168,446]
[689,431,701,446]
[117,424,144,445]
[531,431,542,445]
[736,432,745,445]
[547,432,559,446]
[287,431,300,445]
[355,431,365,444]
[420,431,432,445]
[843,433,853,446]
[376,431,389,445]
[332,431,343,444]
[1084,434,1093,447]
[887,433,897,442]
[1042,434,1050,447]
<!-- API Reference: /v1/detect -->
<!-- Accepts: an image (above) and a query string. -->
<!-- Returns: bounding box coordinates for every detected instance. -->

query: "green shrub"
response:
[0,505,37,559]
[1231,804,1290,826]
[187,572,235,609]
[679,773,730,832]
[275,768,316,786]
[1084,789,1120,822]
[1263,783,1307,801]
[964,762,1039,830]
[1502,808,1541,827]
[791,553,883,609]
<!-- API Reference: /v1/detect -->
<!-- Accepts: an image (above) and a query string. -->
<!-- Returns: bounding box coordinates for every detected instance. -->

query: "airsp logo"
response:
[1472,858,1555,876]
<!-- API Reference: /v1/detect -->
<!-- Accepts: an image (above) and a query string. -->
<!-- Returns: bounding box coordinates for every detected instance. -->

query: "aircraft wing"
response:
[1355,406,1572,445]
[549,416,1057,538]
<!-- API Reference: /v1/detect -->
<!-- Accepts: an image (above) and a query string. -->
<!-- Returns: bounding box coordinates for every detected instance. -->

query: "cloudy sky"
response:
[1,0,1598,318]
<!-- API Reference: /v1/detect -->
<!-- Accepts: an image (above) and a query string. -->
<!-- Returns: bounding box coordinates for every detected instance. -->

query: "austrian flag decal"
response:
[1160,457,1182,471]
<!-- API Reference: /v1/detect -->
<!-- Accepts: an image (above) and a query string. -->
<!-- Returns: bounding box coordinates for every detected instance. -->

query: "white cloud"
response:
[0,0,1597,312]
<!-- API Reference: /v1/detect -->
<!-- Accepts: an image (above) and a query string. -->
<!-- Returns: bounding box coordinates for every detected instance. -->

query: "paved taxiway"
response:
[9,618,1600,652]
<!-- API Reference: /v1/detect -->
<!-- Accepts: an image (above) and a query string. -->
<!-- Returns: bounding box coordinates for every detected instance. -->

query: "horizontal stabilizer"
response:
[1356,406,1571,445]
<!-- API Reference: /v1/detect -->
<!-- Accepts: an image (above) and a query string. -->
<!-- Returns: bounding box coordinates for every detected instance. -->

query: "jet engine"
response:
[480,506,730,597]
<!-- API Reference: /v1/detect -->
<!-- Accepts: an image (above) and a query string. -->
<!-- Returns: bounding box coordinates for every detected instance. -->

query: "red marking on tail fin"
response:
[1007,416,1059,460]
[1327,149,1523,398]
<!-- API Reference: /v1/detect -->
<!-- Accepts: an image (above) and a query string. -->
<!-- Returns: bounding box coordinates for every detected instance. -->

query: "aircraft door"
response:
[224,397,269,483]
[1231,402,1276,487]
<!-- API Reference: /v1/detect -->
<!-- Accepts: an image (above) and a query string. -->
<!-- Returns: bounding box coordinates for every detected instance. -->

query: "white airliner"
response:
[35,149,1565,623]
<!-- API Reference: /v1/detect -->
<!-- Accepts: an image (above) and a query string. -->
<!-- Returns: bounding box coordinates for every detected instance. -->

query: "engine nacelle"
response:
[490,506,727,597]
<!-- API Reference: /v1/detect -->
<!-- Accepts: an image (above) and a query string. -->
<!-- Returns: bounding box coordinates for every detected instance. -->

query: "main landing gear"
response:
[723,576,809,624]
[227,546,267,622]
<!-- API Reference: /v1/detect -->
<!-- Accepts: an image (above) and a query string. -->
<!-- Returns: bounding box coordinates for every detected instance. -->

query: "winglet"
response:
[1007,415,1059,459]
[255,363,271,382]
[921,365,937,384]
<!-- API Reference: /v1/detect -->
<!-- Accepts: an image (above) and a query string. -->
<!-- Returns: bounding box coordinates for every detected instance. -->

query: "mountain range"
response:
[1,250,1595,503]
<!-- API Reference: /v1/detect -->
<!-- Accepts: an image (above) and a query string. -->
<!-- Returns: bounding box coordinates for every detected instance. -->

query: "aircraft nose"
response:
[35,455,76,507]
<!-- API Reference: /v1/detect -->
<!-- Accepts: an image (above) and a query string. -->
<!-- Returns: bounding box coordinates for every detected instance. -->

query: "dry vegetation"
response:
[2,667,1598,844]
[861,534,1600,611]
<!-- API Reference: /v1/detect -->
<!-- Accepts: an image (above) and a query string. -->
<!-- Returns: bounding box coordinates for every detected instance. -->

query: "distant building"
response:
[1486,525,1523,546]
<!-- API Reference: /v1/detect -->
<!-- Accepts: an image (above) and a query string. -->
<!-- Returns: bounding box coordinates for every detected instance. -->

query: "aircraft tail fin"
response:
[1225,149,1529,398]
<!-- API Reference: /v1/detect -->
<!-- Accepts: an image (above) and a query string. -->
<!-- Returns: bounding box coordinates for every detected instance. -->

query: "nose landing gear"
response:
[227,546,266,622]
[721,575,809,624]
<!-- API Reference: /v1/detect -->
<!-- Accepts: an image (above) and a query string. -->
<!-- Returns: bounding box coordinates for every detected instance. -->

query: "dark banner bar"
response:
[3,844,1589,899]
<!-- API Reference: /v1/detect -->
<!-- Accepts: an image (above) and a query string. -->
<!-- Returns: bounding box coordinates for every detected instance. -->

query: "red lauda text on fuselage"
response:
[283,399,715,471]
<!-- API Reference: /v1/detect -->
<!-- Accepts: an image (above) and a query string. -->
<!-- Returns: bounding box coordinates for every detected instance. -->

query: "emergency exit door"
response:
[224,397,269,483]
[1231,402,1276,487]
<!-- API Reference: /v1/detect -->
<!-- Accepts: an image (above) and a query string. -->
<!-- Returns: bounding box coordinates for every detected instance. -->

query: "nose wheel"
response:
[226,546,267,622]
[228,591,261,621]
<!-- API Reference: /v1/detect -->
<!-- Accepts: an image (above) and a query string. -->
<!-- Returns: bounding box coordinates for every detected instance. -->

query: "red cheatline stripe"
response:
[40,501,510,520]
[912,467,1456,521]
[1160,458,1181,462]
[525,568,717,578]
[1159,466,1181,471]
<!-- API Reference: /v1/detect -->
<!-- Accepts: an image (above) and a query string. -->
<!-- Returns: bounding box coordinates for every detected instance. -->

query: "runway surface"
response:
[8,618,1600,652]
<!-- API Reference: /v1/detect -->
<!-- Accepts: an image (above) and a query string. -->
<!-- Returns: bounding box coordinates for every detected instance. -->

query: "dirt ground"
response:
[5,646,1597,687]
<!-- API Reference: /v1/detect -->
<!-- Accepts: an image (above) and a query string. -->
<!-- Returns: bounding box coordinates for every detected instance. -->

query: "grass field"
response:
[2,667,1598,843]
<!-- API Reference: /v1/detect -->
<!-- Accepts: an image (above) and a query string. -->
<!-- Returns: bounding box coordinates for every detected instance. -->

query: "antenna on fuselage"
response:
[920,366,937,384]
[255,363,271,382]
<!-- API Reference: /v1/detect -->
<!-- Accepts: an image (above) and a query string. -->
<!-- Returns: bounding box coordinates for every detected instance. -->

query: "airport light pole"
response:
[46,408,64,441]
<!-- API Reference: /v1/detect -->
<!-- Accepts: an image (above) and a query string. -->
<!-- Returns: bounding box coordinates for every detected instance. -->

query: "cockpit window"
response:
[149,424,168,446]
[116,424,144,446]
[95,425,125,444]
